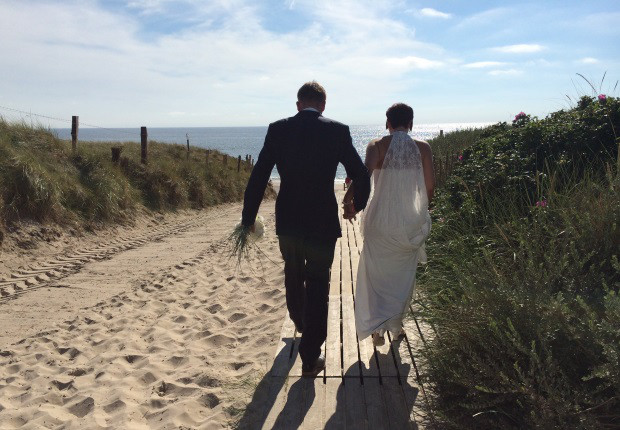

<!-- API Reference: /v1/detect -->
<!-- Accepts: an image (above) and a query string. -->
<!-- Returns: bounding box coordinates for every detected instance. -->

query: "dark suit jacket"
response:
[241,110,371,239]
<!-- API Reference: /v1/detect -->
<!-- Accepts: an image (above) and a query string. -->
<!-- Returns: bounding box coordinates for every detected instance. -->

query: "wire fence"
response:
[0,103,256,171]
[0,104,136,137]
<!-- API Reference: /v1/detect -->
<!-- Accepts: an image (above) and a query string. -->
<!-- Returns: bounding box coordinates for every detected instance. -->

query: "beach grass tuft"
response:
[0,118,260,233]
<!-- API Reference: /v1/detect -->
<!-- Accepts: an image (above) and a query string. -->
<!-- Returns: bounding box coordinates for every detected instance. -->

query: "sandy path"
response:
[0,198,286,429]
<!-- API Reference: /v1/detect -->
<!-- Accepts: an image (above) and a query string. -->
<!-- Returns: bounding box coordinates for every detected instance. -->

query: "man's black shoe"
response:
[302,354,325,378]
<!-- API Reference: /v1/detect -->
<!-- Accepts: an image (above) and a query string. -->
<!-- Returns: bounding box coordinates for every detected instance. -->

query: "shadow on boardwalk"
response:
[236,337,419,429]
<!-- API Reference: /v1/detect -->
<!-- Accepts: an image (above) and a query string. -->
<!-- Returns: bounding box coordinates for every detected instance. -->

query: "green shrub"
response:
[433,97,619,228]
[416,97,620,429]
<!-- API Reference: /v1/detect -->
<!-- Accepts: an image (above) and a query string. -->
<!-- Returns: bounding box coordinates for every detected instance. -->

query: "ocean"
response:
[53,123,486,179]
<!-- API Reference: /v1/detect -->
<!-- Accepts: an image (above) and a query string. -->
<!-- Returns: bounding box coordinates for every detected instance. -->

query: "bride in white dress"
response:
[343,103,435,345]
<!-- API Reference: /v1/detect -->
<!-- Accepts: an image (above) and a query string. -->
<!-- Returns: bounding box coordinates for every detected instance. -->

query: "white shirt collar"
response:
[302,107,320,113]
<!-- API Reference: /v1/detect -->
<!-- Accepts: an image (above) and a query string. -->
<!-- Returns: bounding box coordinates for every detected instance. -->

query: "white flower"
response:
[251,215,265,241]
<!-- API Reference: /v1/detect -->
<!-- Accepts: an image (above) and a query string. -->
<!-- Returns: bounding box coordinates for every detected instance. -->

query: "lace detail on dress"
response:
[382,131,423,170]
[361,130,429,237]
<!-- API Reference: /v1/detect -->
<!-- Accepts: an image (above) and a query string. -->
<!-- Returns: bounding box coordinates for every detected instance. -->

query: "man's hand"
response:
[342,202,357,223]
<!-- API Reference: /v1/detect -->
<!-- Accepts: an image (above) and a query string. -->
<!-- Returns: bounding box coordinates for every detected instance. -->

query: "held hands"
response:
[342,201,357,223]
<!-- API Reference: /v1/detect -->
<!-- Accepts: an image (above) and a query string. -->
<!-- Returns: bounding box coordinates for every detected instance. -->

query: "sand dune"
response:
[0,198,285,429]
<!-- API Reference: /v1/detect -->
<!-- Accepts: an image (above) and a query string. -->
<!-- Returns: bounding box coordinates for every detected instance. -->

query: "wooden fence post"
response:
[186,133,190,159]
[223,154,228,166]
[205,149,210,163]
[439,129,444,138]
[111,147,122,163]
[71,116,79,152]
[237,155,241,172]
[141,126,148,164]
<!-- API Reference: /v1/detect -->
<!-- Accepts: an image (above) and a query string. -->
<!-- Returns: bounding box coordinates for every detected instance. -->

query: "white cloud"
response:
[454,7,512,30]
[385,56,444,70]
[488,69,523,76]
[463,61,507,69]
[0,0,449,126]
[492,44,545,54]
[419,8,452,19]
[578,57,599,64]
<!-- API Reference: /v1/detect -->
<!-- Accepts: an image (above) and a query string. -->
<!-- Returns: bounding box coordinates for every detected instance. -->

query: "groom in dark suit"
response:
[241,81,370,377]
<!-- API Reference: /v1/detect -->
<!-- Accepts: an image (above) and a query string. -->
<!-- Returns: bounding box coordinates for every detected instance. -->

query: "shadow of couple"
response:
[234,335,419,430]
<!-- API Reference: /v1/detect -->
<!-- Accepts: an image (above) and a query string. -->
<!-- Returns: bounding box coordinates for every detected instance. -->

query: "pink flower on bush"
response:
[598,94,607,104]
[512,111,530,128]
[535,199,548,208]
[514,111,527,121]
[458,154,463,161]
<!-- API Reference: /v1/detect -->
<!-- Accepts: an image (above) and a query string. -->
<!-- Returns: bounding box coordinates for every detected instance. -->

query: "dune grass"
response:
[417,96,619,428]
[0,119,253,237]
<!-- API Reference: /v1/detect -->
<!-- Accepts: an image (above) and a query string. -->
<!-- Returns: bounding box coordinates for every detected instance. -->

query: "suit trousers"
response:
[278,235,337,365]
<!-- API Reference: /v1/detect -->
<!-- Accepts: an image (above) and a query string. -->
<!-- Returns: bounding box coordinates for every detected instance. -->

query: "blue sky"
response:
[0,0,618,127]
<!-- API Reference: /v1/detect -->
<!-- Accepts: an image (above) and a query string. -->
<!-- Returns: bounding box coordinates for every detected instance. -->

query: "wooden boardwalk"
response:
[239,212,432,430]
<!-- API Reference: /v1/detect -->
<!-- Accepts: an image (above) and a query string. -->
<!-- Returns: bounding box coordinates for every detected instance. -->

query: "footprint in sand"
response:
[195,374,221,388]
[227,312,247,323]
[50,380,74,391]
[167,356,189,368]
[67,396,94,418]
[103,399,126,414]
[207,304,222,314]
[199,393,220,408]
[203,333,235,348]
[173,315,187,323]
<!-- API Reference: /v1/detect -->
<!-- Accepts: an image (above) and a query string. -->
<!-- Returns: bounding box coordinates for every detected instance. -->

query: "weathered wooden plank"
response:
[344,377,368,430]
[324,377,345,429]
[384,330,410,382]
[326,295,342,378]
[271,377,310,430]
[382,377,415,430]
[259,377,285,430]
[331,240,341,295]
[341,246,353,295]
[262,377,304,429]
[289,340,326,378]
[389,320,424,426]
[341,295,360,378]
[271,314,296,377]
[394,319,422,382]
[350,252,360,282]
[289,333,303,377]
[301,378,326,430]
[362,376,389,430]
[403,375,425,429]
[358,334,379,378]
[329,264,340,295]
[374,336,399,378]
[403,315,434,428]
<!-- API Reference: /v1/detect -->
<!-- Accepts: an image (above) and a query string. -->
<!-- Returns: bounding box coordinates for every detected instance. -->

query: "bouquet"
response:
[227,215,265,267]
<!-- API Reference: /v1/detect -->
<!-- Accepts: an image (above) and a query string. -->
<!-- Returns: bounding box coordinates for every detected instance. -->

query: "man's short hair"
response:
[297,81,327,104]
[386,103,414,129]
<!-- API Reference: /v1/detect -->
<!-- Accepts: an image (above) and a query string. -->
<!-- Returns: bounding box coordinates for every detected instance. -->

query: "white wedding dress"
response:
[354,130,431,340]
